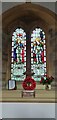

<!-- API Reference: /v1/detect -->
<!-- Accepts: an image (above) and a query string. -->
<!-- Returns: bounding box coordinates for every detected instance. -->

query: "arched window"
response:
[11,27,46,82]
[31,28,46,81]
[11,28,26,81]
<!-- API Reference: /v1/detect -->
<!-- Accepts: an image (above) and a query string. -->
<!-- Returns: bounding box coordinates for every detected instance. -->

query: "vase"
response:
[45,84,51,90]
[48,85,51,90]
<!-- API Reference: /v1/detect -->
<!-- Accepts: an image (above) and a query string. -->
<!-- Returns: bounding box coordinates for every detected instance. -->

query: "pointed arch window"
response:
[11,27,47,81]
[11,28,26,81]
[31,28,46,81]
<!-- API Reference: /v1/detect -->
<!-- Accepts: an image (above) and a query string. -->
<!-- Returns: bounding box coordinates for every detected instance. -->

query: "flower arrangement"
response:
[22,76,36,90]
[40,75,54,85]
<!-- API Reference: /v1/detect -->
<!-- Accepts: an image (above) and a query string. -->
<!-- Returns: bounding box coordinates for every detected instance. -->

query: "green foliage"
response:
[40,76,54,85]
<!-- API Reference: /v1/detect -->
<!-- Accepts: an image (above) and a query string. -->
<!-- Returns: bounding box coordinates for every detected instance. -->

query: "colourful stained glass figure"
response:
[31,28,46,81]
[11,28,26,81]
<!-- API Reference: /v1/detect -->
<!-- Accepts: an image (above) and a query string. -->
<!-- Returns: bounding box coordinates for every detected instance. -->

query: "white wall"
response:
[0,103,55,118]
[0,103,2,119]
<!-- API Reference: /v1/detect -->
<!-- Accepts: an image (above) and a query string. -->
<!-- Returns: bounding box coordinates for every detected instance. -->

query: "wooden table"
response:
[22,90,35,98]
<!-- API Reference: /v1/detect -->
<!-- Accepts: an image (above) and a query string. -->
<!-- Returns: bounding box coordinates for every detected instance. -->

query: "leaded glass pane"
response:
[44,51,46,56]
[31,28,46,81]
[11,28,26,81]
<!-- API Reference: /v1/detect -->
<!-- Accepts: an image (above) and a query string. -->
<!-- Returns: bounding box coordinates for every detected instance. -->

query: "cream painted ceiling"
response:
[2,2,56,14]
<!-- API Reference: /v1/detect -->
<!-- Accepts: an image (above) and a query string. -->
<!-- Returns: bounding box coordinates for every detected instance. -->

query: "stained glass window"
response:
[31,28,46,81]
[11,28,26,81]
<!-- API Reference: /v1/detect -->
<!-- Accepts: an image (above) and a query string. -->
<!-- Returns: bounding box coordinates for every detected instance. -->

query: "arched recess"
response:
[2,3,56,83]
[2,3,56,32]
